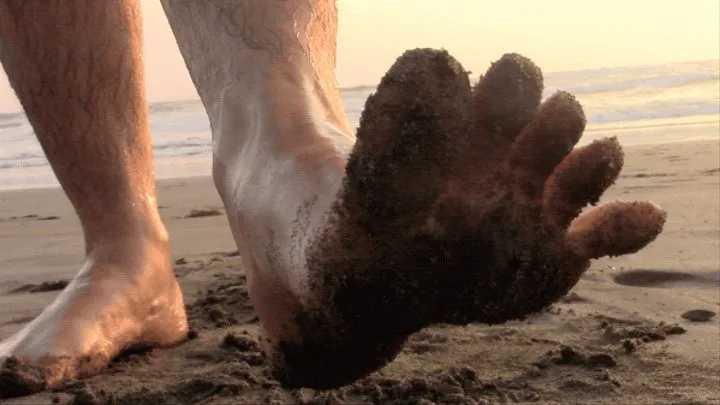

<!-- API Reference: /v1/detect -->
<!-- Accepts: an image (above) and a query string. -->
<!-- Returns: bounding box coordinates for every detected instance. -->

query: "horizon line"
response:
[1,57,718,116]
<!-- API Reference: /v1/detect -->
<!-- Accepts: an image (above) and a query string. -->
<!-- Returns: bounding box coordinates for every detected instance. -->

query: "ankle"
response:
[81,196,169,252]
[270,57,349,135]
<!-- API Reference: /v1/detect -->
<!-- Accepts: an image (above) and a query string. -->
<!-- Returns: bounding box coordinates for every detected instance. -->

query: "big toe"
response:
[344,48,473,228]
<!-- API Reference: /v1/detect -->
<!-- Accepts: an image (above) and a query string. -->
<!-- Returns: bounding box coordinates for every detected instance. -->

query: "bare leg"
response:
[162,0,665,389]
[0,0,187,391]
[160,0,353,349]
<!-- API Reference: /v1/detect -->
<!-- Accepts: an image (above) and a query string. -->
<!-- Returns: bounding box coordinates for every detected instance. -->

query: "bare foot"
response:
[0,237,188,396]
[268,50,666,388]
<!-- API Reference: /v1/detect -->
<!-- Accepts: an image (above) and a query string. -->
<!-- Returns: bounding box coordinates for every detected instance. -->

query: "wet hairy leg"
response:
[0,0,188,397]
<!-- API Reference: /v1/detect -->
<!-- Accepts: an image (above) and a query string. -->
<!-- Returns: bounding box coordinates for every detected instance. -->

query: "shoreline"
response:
[1,134,719,194]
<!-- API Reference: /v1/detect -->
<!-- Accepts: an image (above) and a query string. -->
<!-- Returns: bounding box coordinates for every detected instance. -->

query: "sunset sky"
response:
[1,0,718,112]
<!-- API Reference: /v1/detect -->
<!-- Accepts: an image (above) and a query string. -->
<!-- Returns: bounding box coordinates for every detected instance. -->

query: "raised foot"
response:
[272,49,666,388]
[0,239,188,399]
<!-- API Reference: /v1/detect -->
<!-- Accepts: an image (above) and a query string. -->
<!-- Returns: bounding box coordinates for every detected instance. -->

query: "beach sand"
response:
[0,139,718,404]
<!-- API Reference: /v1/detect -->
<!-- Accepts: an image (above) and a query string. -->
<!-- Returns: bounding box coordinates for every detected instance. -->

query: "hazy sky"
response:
[1,0,718,112]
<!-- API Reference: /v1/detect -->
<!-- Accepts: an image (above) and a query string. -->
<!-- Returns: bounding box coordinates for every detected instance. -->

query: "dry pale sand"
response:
[0,139,718,405]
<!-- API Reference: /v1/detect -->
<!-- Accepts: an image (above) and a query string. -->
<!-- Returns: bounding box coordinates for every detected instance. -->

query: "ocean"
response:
[0,59,718,191]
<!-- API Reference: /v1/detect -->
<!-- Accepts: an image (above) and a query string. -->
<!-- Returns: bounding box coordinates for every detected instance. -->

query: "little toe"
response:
[566,200,667,260]
[472,53,544,145]
[543,137,625,228]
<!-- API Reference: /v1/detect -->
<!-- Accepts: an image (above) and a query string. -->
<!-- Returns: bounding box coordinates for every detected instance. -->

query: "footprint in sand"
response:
[6,280,69,295]
[681,309,716,323]
[622,172,674,179]
[612,269,720,288]
[0,316,35,327]
[0,214,60,222]
[610,269,718,325]
[184,208,224,218]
